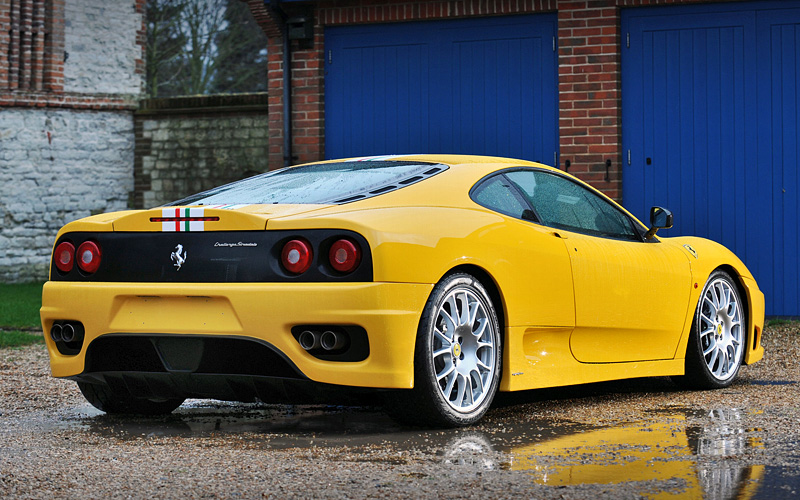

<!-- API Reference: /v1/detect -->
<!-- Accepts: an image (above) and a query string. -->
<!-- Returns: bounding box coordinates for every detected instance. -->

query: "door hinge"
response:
[626,33,630,48]
[553,36,556,52]
[328,50,332,64]
[627,149,631,165]
[554,151,557,166]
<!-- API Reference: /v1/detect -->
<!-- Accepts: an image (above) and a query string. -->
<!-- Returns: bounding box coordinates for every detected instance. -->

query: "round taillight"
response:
[281,239,312,275]
[54,242,75,273]
[329,239,361,274]
[76,241,102,274]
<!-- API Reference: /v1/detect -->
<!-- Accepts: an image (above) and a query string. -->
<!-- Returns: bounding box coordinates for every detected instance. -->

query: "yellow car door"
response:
[503,169,692,363]
[565,231,691,362]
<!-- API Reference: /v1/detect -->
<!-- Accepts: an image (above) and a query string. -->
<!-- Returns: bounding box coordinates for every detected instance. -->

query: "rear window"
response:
[168,161,447,206]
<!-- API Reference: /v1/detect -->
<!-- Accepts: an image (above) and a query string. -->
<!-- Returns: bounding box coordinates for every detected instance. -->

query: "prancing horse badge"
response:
[171,244,187,270]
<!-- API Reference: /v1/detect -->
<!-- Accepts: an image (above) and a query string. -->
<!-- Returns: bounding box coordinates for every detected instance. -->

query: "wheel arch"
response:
[712,263,753,357]
[442,264,507,339]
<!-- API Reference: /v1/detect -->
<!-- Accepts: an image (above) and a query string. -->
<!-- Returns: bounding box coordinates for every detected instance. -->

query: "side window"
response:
[471,175,528,219]
[505,170,639,240]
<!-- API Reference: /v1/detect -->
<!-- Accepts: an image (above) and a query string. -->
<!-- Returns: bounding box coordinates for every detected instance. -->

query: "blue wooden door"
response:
[623,2,800,316]
[325,15,558,165]
[757,6,800,316]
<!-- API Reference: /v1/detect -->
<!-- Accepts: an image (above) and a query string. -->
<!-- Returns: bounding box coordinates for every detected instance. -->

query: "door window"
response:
[504,170,639,240]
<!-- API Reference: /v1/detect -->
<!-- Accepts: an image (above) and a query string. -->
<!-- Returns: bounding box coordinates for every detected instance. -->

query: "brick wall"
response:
[0,0,52,91]
[1,0,145,106]
[247,0,741,200]
[558,1,621,198]
[134,94,270,209]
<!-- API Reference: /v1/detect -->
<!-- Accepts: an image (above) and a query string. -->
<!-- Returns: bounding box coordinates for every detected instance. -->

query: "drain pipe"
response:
[268,0,292,168]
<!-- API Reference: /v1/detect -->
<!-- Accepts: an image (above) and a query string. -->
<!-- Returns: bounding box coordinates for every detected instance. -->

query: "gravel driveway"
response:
[2,324,798,499]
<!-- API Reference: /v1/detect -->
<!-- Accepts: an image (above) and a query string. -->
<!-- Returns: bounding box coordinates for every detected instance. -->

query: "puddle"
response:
[64,401,409,447]
[749,380,798,386]
[501,409,766,499]
[32,401,795,498]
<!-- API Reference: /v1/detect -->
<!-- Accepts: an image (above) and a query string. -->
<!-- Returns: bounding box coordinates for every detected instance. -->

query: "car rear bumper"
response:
[40,281,433,389]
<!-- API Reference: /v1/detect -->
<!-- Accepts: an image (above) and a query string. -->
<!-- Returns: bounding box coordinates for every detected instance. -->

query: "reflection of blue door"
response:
[325,15,558,165]
[623,1,800,316]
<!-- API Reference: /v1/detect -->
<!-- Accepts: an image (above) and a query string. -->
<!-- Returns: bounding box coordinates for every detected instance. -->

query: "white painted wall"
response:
[63,0,142,95]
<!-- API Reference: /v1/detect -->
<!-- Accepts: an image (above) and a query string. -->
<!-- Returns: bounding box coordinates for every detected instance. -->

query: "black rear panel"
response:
[52,230,372,282]
[84,335,303,379]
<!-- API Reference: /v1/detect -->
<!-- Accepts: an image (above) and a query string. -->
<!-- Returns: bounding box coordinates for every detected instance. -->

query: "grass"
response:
[766,318,800,328]
[0,330,44,348]
[0,282,44,348]
[0,282,43,329]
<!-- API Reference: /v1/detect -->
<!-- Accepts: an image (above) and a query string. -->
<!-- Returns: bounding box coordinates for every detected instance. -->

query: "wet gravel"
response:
[1,324,799,499]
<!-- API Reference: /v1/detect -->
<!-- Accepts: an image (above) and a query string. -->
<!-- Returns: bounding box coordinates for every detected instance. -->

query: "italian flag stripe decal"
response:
[158,205,249,232]
[161,207,207,232]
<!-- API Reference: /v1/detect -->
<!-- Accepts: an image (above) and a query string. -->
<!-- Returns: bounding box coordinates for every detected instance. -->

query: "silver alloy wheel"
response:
[431,288,496,413]
[698,277,743,381]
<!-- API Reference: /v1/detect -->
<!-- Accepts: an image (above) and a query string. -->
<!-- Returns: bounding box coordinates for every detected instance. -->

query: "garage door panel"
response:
[329,43,431,157]
[758,9,800,315]
[325,15,557,164]
[622,4,797,313]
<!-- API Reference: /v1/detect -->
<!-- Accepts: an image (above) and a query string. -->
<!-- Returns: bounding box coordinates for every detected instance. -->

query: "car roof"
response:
[272,155,558,213]
[284,155,648,231]
[317,154,556,171]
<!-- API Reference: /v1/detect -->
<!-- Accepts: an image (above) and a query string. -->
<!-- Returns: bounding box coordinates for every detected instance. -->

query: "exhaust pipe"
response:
[61,323,76,343]
[298,330,320,351]
[320,330,346,351]
[50,323,63,342]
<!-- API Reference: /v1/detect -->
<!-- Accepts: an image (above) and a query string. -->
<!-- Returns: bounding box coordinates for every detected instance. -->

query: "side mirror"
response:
[644,206,673,240]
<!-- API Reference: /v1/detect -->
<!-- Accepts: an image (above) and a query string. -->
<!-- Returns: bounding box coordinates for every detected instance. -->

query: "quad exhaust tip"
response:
[298,327,349,352]
[298,330,321,351]
[320,330,346,351]
[61,323,77,343]
[50,320,85,346]
[50,323,63,342]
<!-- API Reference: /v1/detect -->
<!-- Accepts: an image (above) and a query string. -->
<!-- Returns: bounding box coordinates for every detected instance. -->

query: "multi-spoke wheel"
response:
[430,285,497,414]
[388,273,501,427]
[675,270,746,389]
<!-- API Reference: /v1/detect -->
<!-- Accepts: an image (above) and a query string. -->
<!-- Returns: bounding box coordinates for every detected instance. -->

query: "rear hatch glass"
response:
[168,161,447,206]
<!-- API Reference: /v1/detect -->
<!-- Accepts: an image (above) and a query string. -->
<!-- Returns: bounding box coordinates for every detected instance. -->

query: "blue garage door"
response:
[325,15,558,165]
[623,1,800,316]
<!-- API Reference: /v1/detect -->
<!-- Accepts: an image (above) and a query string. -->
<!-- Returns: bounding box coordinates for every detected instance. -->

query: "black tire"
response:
[673,270,746,390]
[77,382,185,415]
[388,273,502,427]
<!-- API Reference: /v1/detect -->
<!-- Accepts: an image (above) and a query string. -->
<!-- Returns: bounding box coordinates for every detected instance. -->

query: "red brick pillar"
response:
[247,1,326,170]
[134,0,146,92]
[557,0,621,200]
[0,0,9,89]
[266,36,286,168]
[44,0,65,93]
[290,25,325,165]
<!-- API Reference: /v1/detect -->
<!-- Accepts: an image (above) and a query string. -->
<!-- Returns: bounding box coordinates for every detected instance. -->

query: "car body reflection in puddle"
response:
[71,403,769,498]
[498,409,764,499]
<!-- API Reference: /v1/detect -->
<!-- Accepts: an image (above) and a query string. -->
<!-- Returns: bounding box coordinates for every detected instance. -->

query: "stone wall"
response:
[0,108,135,281]
[64,0,144,95]
[134,94,270,209]
[0,0,143,283]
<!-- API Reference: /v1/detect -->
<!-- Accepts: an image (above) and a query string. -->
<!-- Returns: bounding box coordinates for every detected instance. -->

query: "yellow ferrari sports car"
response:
[41,155,764,426]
